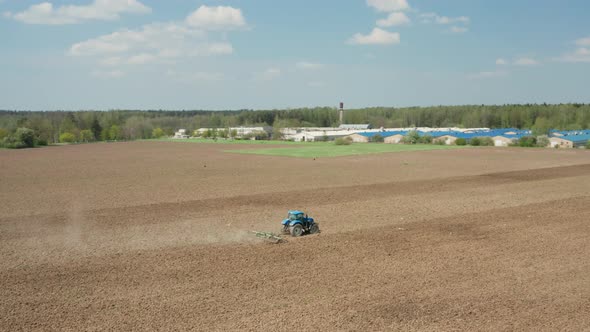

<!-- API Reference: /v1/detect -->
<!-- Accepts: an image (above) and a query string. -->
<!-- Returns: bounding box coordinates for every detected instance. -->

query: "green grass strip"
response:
[226,144,462,158]
[149,138,306,145]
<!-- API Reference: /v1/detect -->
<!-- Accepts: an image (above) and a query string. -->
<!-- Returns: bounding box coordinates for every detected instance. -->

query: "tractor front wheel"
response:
[309,223,320,234]
[290,224,303,237]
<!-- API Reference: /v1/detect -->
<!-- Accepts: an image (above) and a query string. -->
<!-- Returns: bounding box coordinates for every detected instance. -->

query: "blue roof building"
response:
[549,134,590,148]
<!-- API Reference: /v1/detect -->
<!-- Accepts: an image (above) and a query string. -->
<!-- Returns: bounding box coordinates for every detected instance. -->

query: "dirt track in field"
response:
[1,141,589,331]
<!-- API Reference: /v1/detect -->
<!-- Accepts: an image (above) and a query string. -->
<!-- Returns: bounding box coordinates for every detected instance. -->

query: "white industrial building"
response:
[194,126,272,139]
[189,125,589,148]
[173,129,189,139]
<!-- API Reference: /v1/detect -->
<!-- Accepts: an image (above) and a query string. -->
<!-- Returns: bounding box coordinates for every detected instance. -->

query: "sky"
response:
[0,0,589,110]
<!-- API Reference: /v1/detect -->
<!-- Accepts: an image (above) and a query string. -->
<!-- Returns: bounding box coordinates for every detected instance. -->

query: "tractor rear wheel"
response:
[309,223,320,234]
[290,224,303,237]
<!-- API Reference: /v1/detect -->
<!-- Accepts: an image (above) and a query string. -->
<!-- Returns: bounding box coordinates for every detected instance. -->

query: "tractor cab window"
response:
[297,214,303,219]
[289,214,296,221]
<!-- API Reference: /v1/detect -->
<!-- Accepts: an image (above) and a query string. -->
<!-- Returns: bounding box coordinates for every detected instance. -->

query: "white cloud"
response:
[307,81,325,88]
[553,37,590,63]
[376,12,410,27]
[513,57,539,66]
[366,0,409,12]
[260,68,281,81]
[69,22,233,68]
[192,72,226,81]
[420,12,469,25]
[127,53,158,65]
[468,70,508,79]
[251,67,282,81]
[99,56,123,66]
[494,57,540,66]
[449,26,468,33]
[296,61,324,70]
[166,70,226,82]
[420,12,469,35]
[8,0,150,25]
[91,69,125,78]
[185,5,246,30]
[419,12,435,22]
[70,36,132,56]
[348,28,400,45]
[201,43,234,56]
[438,16,469,24]
[558,47,590,63]
[107,53,163,66]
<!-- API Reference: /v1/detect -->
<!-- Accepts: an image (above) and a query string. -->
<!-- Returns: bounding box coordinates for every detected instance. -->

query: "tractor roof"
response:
[288,210,305,215]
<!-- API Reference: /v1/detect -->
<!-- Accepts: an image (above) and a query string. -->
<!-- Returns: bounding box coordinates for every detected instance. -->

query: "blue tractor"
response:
[281,210,320,237]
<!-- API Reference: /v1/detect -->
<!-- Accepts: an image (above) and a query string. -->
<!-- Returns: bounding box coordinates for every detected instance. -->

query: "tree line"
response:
[0,104,589,148]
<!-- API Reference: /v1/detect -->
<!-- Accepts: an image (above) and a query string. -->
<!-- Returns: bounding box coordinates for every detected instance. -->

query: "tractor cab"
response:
[281,210,319,237]
[287,211,305,222]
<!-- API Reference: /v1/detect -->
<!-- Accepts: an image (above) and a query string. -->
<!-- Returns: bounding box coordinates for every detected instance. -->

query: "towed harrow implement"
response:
[251,231,284,244]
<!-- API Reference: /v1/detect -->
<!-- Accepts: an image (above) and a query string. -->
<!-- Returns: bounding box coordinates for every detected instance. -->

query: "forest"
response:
[0,104,589,146]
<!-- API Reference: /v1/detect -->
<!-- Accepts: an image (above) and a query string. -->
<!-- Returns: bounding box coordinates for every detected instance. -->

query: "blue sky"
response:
[1,0,589,110]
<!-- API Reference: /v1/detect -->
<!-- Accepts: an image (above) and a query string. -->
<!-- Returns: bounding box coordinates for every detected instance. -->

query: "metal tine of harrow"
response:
[251,231,283,243]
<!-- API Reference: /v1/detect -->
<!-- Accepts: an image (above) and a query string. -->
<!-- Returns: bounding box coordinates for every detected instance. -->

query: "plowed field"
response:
[1,141,589,331]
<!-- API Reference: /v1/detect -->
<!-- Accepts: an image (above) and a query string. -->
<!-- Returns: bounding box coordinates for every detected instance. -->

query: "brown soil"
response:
[1,142,589,331]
